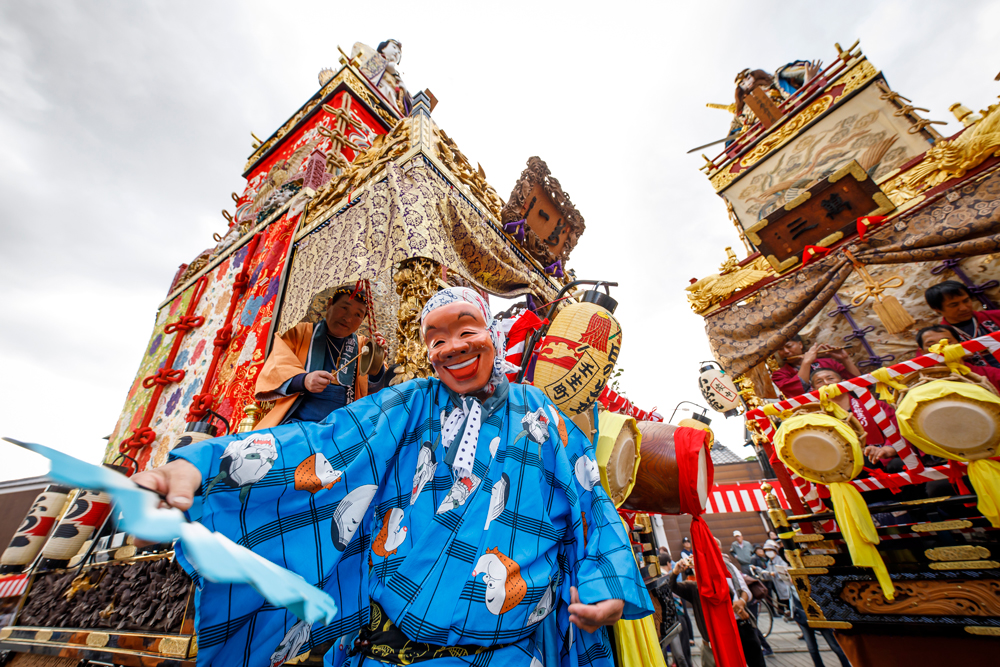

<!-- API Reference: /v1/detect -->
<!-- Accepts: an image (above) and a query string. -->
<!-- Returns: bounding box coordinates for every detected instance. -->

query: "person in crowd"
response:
[669,545,766,667]
[748,544,778,611]
[665,557,693,667]
[771,334,861,398]
[729,530,754,575]
[749,544,768,572]
[916,324,1000,388]
[766,530,784,560]
[789,592,852,667]
[679,537,695,580]
[659,545,672,566]
[254,284,386,428]
[925,281,1000,369]
[759,540,791,618]
[739,563,774,657]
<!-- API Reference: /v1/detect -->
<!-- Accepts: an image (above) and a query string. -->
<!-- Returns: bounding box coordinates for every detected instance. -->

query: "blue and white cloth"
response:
[169,378,651,667]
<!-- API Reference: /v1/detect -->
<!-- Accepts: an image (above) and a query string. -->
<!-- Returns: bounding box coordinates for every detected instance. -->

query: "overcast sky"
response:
[2,1,998,480]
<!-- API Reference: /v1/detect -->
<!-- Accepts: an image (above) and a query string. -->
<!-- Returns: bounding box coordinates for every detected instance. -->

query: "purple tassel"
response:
[504,218,527,244]
[544,260,564,278]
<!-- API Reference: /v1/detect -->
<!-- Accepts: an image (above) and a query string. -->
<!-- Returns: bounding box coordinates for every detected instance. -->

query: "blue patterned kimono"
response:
[170,378,651,667]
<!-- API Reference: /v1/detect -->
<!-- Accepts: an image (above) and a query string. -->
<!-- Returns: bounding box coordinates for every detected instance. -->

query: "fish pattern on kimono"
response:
[169,378,651,667]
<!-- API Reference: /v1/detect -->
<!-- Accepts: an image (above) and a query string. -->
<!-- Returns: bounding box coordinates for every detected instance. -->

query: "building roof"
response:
[709,442,746,465]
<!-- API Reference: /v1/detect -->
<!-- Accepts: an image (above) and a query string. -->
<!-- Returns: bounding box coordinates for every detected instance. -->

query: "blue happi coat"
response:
[170,378,651,666]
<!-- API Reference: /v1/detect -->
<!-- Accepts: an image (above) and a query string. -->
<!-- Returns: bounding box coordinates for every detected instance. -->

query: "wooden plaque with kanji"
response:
[745,160,895,273]
[521,183,571,259]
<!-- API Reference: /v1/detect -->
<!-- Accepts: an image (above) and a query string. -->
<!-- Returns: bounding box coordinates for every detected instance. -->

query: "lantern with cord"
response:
[697,360,741,417]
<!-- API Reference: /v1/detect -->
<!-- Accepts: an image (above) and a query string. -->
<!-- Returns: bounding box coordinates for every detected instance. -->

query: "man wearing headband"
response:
[254,284,386,428]
[134,286,650,667]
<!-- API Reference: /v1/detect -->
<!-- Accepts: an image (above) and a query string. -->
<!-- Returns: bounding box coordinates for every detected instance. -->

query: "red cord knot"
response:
[165,315,205,334]
[947,460,970,495]
[142,367,186,388]
[214,325,233,349]
[233,272,251,292]
[187,394,214,421]
[869,468,904,495]
[120,427,156,453]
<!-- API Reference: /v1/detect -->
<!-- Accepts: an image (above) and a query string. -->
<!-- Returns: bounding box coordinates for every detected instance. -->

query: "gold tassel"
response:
[845,250,914,334]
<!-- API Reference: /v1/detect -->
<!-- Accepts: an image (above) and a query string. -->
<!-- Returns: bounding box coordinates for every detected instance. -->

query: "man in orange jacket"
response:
[254,284,386,428]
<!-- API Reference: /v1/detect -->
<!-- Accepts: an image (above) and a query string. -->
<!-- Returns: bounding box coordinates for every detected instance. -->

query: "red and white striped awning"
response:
[0,573,28,598]
[704,481,789,514]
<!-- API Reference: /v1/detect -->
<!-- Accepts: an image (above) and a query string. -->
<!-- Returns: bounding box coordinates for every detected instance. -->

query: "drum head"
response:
[790,431,844,473]
[917,399,998,455]
[606,427,638,506]
[776,412,860,484]
[696,446,708,511]
[899,380,1000,461]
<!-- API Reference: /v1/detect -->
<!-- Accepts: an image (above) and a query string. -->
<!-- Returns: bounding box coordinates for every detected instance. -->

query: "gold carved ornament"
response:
[308,118,413,223]
[880,97,1000,207]
[434,127,505,219]
[925,545,992,561]
[391,257,441,386]
[686,247,775,314]
[841,579,1000,616]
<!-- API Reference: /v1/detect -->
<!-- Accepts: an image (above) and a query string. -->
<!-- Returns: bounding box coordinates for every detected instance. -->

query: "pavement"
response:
[671,614,849,667]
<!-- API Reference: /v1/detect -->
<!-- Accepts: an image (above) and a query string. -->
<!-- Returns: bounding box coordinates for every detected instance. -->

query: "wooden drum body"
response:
[621,422,711,515]
[897,368,1000,461]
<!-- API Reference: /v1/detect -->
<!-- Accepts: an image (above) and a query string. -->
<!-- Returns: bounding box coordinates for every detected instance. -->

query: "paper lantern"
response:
[0,485,71,573]
[534,301,621,416]
[40,489,112,568]
[698,363,741,415]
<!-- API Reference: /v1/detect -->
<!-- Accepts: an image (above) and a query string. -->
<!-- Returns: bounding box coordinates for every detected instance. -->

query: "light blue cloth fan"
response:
[2,437,337,626]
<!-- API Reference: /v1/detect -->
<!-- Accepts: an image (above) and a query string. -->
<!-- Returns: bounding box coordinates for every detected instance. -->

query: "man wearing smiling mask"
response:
[254,284,386,429]
[133,286,650,667]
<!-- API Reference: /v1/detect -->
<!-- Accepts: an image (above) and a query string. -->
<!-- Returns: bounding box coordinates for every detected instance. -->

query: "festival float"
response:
[0,37,744,667]
[686,40,1000,665]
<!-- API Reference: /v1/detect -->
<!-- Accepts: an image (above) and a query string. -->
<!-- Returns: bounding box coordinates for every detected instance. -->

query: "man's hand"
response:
[130,459,203,512]
[864,445,898,464]
[801,342,823,364]
[733,596,749,621]
[304,370,335,393]
[827,346,849,362]
[568,586,624,633]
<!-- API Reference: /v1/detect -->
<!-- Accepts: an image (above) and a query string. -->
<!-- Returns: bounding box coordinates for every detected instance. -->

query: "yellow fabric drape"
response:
[614,616,668,667]
[870,367,908,405]
[818,385,849,420]
[775,413,894,600]
[928,340,972,376]
[828,483,895,600]
[968,459,1000,528]
[897,380,1000,526]
[596,411,642,508]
